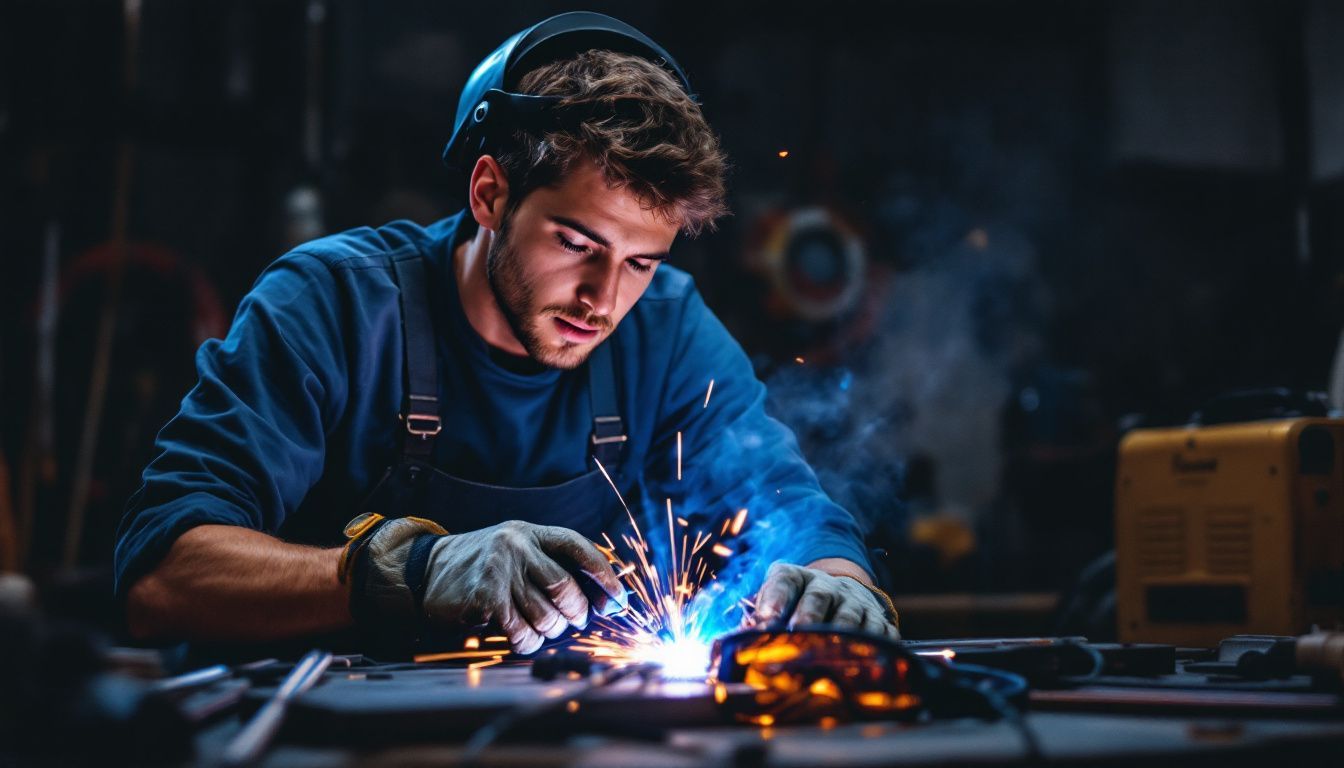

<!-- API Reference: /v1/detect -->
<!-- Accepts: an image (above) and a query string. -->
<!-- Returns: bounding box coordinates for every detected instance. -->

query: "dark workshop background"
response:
[3,0,1344,638]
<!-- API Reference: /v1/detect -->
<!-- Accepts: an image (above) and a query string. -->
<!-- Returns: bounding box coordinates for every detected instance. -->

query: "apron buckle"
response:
[405,413,443,438]
[591,415,627,446]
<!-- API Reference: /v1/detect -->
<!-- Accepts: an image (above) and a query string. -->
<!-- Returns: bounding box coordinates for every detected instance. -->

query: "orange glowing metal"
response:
[703,379,715,408]
[894,693,921,709]
[857,691,893,709]
[463,636,480,649]
[720,631,930,726]
[712,543,733,558]
[777,150,789,158]
[467,656,503,670]
[736,641,802,665]
[808,678,842,699]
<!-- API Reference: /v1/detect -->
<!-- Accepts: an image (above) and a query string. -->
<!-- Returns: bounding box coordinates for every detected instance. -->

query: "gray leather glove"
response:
[751,562,900,639]
[341,515,628,654]
[419,520,628,653]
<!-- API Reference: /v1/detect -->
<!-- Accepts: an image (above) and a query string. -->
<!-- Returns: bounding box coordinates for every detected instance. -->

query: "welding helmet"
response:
[442,11,692,173]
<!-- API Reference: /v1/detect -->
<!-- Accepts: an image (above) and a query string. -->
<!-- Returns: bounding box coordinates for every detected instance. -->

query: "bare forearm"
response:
[127,524,350,642]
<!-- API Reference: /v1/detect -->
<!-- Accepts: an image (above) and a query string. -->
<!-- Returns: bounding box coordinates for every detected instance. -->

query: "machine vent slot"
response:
[1205,506,1253,575]
[1136,506,1186,575]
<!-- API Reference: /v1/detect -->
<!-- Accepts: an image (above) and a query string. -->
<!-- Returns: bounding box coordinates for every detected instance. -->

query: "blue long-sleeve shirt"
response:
[113,211,871,599]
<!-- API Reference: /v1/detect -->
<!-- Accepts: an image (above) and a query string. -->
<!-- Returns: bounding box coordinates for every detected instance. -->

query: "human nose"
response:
[577,257,620,317]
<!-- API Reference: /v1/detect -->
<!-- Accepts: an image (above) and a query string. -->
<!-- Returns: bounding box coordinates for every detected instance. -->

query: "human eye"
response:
[626,258,654,274]
[555,233,589,254]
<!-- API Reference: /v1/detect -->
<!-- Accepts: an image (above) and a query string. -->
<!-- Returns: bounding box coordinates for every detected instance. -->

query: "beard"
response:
[485,216,612,370]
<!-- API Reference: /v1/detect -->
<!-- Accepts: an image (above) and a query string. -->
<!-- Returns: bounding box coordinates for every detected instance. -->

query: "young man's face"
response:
[487,160,679,370]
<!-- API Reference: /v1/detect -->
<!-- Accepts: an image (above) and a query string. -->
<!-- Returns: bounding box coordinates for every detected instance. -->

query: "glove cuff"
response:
[340,512,449,628]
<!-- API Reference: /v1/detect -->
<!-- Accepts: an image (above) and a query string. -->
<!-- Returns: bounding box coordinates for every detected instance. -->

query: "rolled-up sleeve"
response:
[113,252,348,599]
[645,287,873,579]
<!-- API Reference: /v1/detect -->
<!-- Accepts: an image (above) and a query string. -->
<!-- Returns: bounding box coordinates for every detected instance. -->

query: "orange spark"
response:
[676,431,682,480]
[413,650,504,663]
[730,508,748,536]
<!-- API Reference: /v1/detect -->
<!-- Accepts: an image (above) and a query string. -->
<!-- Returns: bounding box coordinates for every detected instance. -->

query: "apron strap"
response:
[389,251,625,469]
[391,256,441,459]
[587,340,626,470]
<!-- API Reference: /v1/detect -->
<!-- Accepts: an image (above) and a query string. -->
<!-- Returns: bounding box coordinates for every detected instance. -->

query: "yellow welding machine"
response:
[1116,416,1344,648]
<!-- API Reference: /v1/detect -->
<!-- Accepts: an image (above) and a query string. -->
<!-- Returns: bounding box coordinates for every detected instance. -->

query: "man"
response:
[116,12,897,657]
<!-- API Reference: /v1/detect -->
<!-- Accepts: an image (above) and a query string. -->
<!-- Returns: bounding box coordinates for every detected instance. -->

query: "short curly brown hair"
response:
[493,49,729,237]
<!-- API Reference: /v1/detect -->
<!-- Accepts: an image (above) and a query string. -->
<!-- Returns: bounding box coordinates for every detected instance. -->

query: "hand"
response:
[343,516,627,655]
[751,562,900,639]
[421,521,628,654]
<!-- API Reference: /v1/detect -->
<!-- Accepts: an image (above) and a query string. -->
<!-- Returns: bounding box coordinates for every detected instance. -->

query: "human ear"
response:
[466,155,510,232]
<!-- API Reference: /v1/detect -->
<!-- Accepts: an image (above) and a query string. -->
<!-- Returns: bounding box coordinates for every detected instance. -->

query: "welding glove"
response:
[752,562,900,639]
[340,514,628,655]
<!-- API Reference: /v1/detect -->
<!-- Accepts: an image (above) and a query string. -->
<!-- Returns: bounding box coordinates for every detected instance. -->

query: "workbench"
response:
[181,659,1344,767]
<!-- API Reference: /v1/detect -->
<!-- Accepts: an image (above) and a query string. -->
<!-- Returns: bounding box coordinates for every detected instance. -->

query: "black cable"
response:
[1072,641,1107,679]
[981,689,1044,765]
[937,662,1043,764]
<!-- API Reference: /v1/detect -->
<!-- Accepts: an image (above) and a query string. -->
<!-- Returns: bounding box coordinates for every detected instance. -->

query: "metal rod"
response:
[151,664,232,694]
[220,650,331,767]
